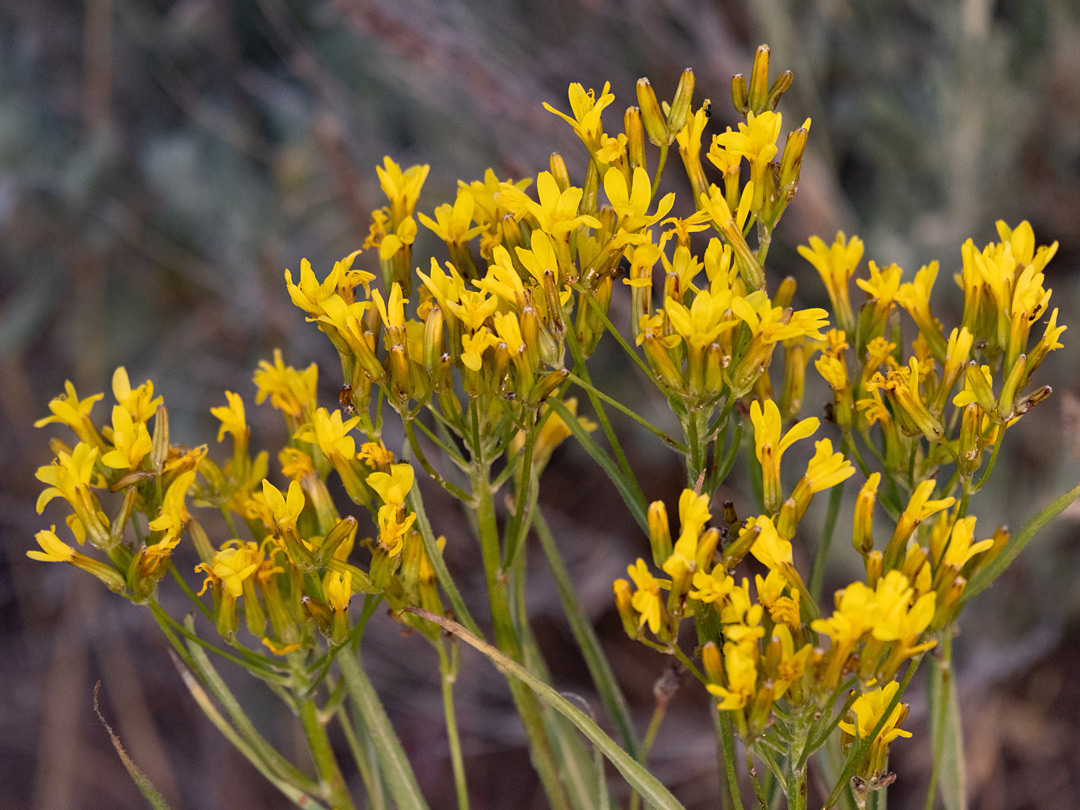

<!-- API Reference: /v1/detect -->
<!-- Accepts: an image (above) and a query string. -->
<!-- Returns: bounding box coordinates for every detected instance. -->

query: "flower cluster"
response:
[28,42,1069,810]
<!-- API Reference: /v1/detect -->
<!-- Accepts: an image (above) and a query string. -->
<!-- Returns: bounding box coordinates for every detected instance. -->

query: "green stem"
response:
[337,651,431,810]
[404,419,472,501]
[337,704,385,810]
[470,460,572,810]
[717,710,746,810]
[566,325,643,504]
[809,483,845,603]
[406,608,689,810]
[652,143,669,198]
[438,642,470,810]
[567,371,687,452]
[628,697,669,810]
[295,677,355,810]
[746,744,769,810]
[534,508,639,756]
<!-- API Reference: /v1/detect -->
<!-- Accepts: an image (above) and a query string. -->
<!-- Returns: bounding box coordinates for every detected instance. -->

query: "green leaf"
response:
[93,683,174,810]
[535,509,639,758]
[171,653,329,810]
[337,651,432,810]
[926,647,967,810]
[961,479,1080,605]
[406,608,688,810]
[547,397,649,532]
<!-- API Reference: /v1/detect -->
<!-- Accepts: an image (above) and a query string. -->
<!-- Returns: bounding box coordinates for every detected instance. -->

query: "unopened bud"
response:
[666,68,695,138]
[748,45,772,114]
[624,107,647,172]
[636,78,669,146]
[549,152,571,192]
[648,500,673,567]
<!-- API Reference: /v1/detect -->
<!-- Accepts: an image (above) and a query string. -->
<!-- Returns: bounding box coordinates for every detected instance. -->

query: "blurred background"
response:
[3,1,1080,808]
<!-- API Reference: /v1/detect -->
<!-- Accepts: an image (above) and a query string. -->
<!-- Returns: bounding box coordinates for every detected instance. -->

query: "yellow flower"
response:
[262,479,306,531]
[712,110,782,212]
[101,405,153,471]
[206,544,261,599]
[28,526,76,563]
[371,283,408,331]
[524,172,602,238]
[665,288,740,350]
[460,327,500,372]
[895,262,946,358]
[705,641,758,711]
[295,407,361,463]
[865,357,944,441]
[148,470,198,542]
[111,367,163,424]
[542,82,615,153]
[376,157,429,222]
[325,570,353,614]
[798,232,863,332]
[419,189,485,244]
[690,565,736,605]
[34,380,104,446]
[279,447,315,481]
[747,514,794,573]
[358,440,395,471]
[376,503,415,555]
[627,558,665,635]
[603,166,675,232]
[253,349,318,419]
[749,398,819,512]
[367,463,415,507]
[36,442,99,515]
[838,681,911,779]
[211,391,247,443]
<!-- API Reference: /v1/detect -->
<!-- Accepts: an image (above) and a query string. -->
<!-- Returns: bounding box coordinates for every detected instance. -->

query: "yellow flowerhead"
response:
[542,82,615,153]
[749,398,819,513]
[211,391,247,443]
[295,407,361,464]
[34,380,104,446]
[101,405,153,471]
[254,349,318,419]
[367,463,415,507]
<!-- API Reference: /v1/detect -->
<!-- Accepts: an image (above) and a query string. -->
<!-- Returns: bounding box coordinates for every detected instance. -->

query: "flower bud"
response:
[648,500,673,567]
[549,152,571,192]
[636,78,669,146]
[731,74,749,115]
[613,578,639,638]
[748,45,772,114]
[666,68,695,138]
[624,107,647,172]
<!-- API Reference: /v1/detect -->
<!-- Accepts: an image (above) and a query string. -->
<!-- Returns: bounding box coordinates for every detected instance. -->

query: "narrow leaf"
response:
[405,608,688,810]
[548,397,649,532]
[961,480,1080,605]
[93,683,174,810]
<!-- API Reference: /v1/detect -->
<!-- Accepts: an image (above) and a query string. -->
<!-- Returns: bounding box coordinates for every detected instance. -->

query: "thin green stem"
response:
[584,292,656,379]
[717,710,746,810]
[567,371,687,452]
[294,672,355,810]
[534,508,639,756]
[628,697,670,810]
[566,325,643,502]
[438,642,470,810]
[746,744,769,810]
[652,143,669,198]
[469,459,571,810]
[502,410,539,570]
[337,704,385,810]
[404,419,472,501]
[337,650,431,810]
[809,483,845,603]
